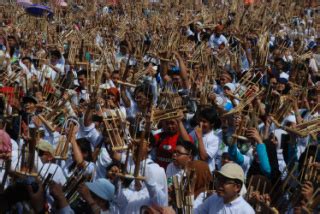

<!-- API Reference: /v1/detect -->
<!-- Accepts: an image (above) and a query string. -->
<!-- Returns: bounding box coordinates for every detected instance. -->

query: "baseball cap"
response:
[216,163,244,183]
[36,139,54,156]
[85,178,115,201]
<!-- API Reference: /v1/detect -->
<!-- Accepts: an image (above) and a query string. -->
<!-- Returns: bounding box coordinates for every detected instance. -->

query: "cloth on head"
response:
[274,129,288,151]
[85,178,115,201]
[0,130,12,153]
[187,160,212,198]
[107,87,120,103]
[282,114,296,126]
[223,83,236,93]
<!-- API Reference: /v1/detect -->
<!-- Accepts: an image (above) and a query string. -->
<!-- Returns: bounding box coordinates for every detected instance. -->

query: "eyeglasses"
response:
[214,175,238,186]
[173,150,190,156]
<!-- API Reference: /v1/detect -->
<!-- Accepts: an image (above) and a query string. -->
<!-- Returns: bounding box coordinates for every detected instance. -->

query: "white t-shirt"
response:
[38,162,66,185]
[166,162,183,179]
[190,130,220,172]
[209,34,229,49]
[95,147,113,179]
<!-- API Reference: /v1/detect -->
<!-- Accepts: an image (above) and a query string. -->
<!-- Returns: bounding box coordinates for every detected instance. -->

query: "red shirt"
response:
[0,86,16,104]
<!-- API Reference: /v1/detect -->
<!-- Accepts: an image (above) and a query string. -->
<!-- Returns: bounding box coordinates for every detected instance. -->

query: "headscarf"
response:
[107,87,120,103]
[187,160,212,198]
[0,130,12,154]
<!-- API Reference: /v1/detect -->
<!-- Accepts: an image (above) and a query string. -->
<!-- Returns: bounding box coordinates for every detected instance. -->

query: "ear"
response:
[235,183,242,193]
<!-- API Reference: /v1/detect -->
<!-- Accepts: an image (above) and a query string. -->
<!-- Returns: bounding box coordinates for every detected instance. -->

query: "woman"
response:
[191,107,221,173]
[186,160,212,209]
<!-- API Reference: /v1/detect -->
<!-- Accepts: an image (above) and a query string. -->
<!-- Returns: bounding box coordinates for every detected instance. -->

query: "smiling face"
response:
[163,119,179,135]
[214,174,242,202]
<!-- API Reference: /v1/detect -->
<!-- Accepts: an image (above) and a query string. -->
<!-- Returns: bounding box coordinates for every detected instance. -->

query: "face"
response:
[134,92,148,110]
[214,174,241,201]
[199,117,213,134]
[24,101,36,113]
[8,38,16,47]
[38,150,53,163]
[171,74,182,88]
[35,91,43,102]
[50,55,59,65]
[276,82,286,92]
[219,74,231,87]
[193,64,200,73]
[172,145,192,168]
[223,87,231,95]
[22,59,32,69]
[269,77,277,88]
[111,73,120,87]
[163,119,178,135]
[78,74,87,88]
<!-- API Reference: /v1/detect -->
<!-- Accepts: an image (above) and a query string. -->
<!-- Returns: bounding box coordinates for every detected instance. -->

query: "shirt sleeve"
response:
[228,143,244,165]
[145,164,168,206]
[56,205,75,214]
[204,135,219,159]
[194,195,213,214]
[256,143,271,178]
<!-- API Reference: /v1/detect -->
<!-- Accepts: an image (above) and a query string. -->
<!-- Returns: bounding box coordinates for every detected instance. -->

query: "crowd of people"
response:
[0,0,319,213]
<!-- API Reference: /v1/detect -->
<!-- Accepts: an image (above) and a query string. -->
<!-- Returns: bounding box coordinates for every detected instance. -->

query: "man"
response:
[71,69,90,105]
[49,178,116,214]
[36,139,66,185]
[78,179,116,214]
[114,136,168,213]
[41,50,64,85]
[166,139,197,178]
[209,25,229,50]
[194,163,254,214]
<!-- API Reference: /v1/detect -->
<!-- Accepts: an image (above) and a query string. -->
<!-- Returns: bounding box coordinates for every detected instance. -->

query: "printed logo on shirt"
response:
[163,145,172,150]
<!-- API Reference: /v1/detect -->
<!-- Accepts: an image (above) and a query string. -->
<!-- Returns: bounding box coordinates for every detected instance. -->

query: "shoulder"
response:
[238,197,255,213]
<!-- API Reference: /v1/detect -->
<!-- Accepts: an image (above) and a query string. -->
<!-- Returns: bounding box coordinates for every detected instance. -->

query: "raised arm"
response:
[173,51,190,89]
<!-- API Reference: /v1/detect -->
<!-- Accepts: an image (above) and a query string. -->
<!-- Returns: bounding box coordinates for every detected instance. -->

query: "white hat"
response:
[195,21,204,28]
[274,129,288,151]
[282,114,296,126]
[279,72,289,81]
[223,83,236,93]
[216,163,244,183]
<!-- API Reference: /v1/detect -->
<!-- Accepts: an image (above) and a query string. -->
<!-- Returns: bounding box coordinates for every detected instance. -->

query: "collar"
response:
[224,195,243,207]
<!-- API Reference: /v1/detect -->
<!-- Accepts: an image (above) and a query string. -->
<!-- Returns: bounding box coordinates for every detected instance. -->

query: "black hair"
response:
[77,69,88,77]
[133,83,153,103]
[176,138,198,157]
[199,107,221,129]
[76,138,93,162]
[50,50,62,59]
[21,56,32,62]
[7,35,16,42]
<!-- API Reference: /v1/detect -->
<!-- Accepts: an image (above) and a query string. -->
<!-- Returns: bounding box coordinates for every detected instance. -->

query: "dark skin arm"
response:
[120,86,131,108]
[173,51,190,89]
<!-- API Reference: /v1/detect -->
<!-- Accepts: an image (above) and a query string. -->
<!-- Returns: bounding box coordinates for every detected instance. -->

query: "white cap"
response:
[216,163,244,183]
[274,129,288,151]
[279,72,289,80]
[224,83,236,93]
